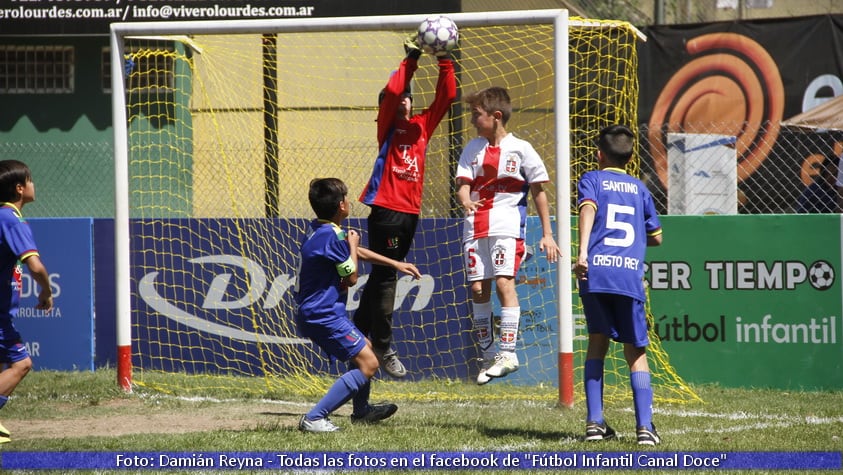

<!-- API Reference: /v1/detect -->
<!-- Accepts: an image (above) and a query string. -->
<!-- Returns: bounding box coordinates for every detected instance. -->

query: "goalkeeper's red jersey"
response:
[359,57,456,215]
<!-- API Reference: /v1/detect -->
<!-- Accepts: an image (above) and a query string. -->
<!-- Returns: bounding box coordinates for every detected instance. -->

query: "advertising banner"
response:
[126,217,563,383]
[0,0,461,36]
[130,218,474,380]
[507,215,843,390]
[639,16,843,124]
[647,215,841,389]
[638,16,843,214]
[102,214,842,389]
[15,218,94,371]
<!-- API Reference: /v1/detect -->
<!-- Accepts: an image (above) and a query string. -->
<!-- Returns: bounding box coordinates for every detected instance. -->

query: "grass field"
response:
[0,368,841,474]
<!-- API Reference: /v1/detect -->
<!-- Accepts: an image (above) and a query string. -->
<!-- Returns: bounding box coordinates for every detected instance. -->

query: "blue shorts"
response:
[580,292,649,347]
[0,338,30,364]
[296,315,366,362]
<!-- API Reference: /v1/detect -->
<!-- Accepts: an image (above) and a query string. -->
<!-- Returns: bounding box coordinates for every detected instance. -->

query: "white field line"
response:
[141,392,843,447]
[640,407,843,437]
[474,407,843,451]
[137,392,313,408]
[150,392,843,426]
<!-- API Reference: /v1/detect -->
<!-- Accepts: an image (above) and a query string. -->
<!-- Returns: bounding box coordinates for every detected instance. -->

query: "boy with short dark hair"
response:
[0,160,53,444]
[295,178,421,432]
[573,125,663,446]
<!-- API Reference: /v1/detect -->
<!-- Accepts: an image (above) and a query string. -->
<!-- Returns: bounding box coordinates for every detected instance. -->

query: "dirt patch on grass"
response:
[9,397,312,441]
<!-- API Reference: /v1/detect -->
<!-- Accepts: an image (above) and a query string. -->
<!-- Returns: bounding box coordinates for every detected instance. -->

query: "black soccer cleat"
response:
[350,403,398,424]
[585,421,616,441]
[637,423,661,446]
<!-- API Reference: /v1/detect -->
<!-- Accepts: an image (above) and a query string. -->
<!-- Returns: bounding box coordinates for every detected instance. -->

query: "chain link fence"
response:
[0,141,114,218]
[5,120,840,219]
[638,122,842,215]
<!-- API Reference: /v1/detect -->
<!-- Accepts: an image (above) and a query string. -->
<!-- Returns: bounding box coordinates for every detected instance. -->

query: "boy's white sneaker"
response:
[298,415,340,433]
[484,352,519,379]
[476,351,497,385]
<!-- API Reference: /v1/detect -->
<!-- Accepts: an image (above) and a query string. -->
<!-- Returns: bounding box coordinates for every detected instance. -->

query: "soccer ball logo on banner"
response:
[808,260,835,291]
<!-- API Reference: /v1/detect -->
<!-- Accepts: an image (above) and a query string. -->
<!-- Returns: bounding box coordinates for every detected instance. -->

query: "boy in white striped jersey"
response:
[455,87,560,385]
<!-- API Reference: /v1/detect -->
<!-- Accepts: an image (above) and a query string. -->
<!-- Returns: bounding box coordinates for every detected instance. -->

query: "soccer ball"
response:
[808,260,835,291]
[417,15,459,55]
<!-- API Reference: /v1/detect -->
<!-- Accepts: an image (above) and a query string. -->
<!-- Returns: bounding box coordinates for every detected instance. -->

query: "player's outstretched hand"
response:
[539,236,561,263]
[404,33,422,59]
[396,262,422,279]
[461,198,486,216]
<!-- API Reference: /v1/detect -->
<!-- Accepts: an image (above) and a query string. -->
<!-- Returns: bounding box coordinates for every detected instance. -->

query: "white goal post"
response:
[110,10,575,404]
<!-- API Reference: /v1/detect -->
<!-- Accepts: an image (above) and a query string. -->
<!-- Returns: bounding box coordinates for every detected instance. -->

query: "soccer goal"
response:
[110,9,700,406]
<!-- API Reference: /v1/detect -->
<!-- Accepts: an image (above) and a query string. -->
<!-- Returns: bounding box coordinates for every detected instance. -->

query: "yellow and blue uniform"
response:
[294,219,365,361]
[0,203,39,363]
[577,168,662,347]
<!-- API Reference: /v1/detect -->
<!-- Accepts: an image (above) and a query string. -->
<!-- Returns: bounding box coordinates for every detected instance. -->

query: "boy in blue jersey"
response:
[295,178,421,432]
[0,160,53,444]
[573,126,663,446]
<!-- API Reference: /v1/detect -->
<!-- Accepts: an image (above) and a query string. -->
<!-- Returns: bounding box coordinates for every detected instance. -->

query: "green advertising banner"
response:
[646,215,841,390]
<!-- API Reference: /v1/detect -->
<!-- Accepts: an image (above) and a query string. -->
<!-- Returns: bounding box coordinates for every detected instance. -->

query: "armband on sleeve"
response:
[336,258,356,277]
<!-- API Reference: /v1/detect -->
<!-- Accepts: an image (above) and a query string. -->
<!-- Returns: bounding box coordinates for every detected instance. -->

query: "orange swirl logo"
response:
[648,33,785,187]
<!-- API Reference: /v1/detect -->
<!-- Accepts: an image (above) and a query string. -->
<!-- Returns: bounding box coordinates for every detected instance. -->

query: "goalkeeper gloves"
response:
[404,33,422,60]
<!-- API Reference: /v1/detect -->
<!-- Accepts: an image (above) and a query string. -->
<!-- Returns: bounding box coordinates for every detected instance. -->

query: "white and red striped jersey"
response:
[456,133,550,241]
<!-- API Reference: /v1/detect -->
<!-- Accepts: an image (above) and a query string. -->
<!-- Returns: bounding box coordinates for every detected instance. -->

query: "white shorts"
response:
[463,236,525,281]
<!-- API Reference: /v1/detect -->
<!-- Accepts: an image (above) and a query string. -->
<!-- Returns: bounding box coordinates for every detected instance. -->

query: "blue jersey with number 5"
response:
[577,168,661,300]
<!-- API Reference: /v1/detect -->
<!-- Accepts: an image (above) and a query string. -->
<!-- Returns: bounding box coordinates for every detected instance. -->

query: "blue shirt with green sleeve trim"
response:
[294,219,356,325]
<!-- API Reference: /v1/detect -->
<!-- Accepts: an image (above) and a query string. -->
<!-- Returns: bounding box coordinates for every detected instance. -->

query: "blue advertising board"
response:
[93,219,116,368]
[92,217,562,383]
[14,218,94,371]
[129,218,475,380]
[646,215,843,390]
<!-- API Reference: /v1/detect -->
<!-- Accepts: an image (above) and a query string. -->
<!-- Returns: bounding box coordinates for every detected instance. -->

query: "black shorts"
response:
[365,206,419,261]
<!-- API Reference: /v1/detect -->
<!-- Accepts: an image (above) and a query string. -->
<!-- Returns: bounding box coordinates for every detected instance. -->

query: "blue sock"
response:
[346,362,372,417]
[584,359,604,424]
[0,395,7,410]
[630,371,653,429]
[351,380,372,417]
[306,369,368,421]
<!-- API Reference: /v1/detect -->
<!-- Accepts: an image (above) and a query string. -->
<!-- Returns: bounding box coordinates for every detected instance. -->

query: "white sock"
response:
[472,301,494,358]
[499,306,520,353]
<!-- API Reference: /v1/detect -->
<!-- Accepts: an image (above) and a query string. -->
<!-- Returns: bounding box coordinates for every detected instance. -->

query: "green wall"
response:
[1,37,112,135]
[1,36,114,218]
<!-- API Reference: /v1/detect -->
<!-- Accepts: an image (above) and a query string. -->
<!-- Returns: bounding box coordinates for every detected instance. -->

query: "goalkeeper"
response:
[296,178,421,433]
[355,32,457,378]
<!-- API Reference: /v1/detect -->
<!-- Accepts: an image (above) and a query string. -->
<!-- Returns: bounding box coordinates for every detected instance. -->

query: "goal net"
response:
[110,10,700,405]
